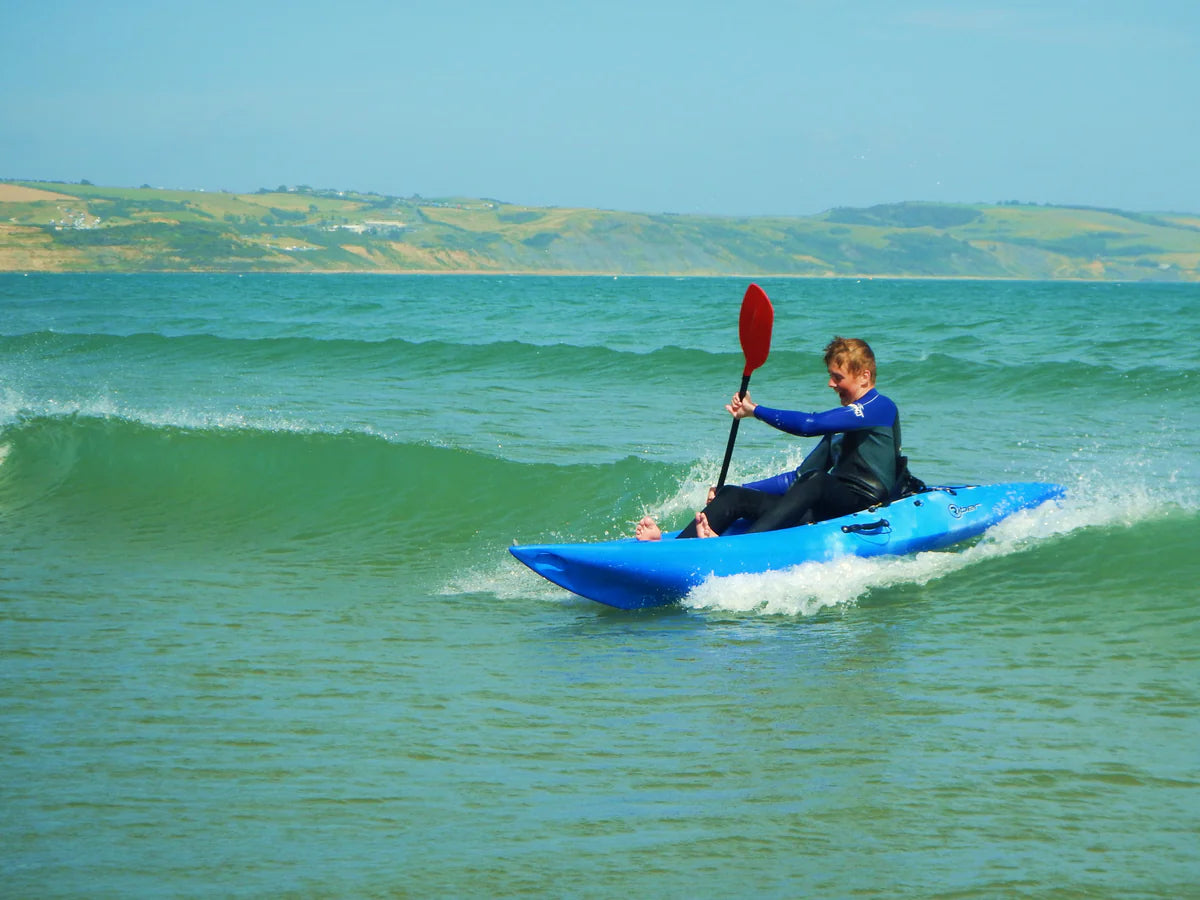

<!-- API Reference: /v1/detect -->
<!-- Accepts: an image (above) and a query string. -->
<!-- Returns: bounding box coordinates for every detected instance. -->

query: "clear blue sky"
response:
[3,0,1197,215]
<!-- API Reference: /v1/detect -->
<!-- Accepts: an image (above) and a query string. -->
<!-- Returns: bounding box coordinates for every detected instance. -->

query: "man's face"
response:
[827,363,872,405]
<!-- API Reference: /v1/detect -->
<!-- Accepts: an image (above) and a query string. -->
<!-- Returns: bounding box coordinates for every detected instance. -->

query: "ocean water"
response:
[1,273,1197,898]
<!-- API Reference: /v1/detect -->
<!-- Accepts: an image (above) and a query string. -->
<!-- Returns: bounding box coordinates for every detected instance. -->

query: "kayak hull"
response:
[509,482,1065,610]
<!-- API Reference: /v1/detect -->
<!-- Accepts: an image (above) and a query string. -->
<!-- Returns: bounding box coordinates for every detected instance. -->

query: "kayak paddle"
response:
[716,283,774,490]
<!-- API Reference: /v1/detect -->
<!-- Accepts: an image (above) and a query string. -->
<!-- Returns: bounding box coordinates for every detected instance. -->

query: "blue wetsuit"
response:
[678,388,902,538]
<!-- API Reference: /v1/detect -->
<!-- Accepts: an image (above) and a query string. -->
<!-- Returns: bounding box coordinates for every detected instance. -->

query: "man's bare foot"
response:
[694,512,719,538]
[635,516,663,542]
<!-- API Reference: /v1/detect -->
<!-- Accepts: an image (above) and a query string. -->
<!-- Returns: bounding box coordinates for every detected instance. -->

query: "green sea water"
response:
[2,274,1198,897]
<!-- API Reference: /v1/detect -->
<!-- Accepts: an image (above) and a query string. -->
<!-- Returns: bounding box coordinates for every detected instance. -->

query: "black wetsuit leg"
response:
[743,471,869,534]
[677,473,873,538]
[677,485,780,538]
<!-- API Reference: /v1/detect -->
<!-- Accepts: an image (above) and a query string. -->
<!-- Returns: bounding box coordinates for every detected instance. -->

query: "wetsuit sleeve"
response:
[753,393,895,437]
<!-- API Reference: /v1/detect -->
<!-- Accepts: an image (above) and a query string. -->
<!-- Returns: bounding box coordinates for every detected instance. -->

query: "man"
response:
[636,336,902,541]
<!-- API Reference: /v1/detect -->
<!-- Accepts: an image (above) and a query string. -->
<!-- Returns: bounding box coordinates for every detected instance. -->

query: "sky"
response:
[2,0,1197,215]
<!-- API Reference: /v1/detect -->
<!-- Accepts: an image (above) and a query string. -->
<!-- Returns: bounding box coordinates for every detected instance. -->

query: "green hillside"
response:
[2,180,1198,280]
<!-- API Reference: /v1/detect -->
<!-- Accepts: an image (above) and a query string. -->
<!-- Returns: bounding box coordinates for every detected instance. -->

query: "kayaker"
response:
[636,336,903,540]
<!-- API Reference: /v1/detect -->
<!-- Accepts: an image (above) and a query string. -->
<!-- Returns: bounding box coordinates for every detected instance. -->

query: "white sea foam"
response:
[0,392,388,442]
[441,556,579,604]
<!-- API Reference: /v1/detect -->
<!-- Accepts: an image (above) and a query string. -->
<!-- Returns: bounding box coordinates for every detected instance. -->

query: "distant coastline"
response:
[2,180,1198,281]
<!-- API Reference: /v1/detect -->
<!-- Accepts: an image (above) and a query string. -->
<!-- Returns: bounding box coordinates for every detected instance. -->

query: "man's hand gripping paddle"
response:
[716,284,774,490]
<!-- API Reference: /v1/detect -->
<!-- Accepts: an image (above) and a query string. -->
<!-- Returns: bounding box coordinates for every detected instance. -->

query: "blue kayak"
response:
[510,481,1065,610]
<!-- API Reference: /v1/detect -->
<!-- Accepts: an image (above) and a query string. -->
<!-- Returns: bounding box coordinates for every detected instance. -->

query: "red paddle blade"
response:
[739,283,774,376]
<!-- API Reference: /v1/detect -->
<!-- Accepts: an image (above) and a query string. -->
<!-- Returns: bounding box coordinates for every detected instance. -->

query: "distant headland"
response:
[2,180,1197,281]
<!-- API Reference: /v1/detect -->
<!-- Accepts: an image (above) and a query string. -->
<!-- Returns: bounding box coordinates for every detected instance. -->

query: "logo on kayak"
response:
[948,503,980,518]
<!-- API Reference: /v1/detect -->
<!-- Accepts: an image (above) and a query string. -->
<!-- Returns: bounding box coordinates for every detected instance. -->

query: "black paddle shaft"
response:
[715,373,753,490]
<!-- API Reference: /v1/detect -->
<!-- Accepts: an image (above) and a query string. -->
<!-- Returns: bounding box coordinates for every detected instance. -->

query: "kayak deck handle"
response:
[842,518,890,535]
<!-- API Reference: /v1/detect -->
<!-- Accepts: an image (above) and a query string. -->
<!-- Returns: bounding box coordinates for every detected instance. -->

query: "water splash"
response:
[683,478,1183,617]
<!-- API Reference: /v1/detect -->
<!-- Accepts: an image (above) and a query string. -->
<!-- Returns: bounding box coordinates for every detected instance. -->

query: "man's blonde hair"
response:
[824,337,876,381]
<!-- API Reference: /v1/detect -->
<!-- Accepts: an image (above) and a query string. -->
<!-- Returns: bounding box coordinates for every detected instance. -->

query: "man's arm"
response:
[754,392,895,437]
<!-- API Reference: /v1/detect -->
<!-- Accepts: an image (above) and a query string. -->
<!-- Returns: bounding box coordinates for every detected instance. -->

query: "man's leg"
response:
[745,472,868,534]
[677,485,779,538]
